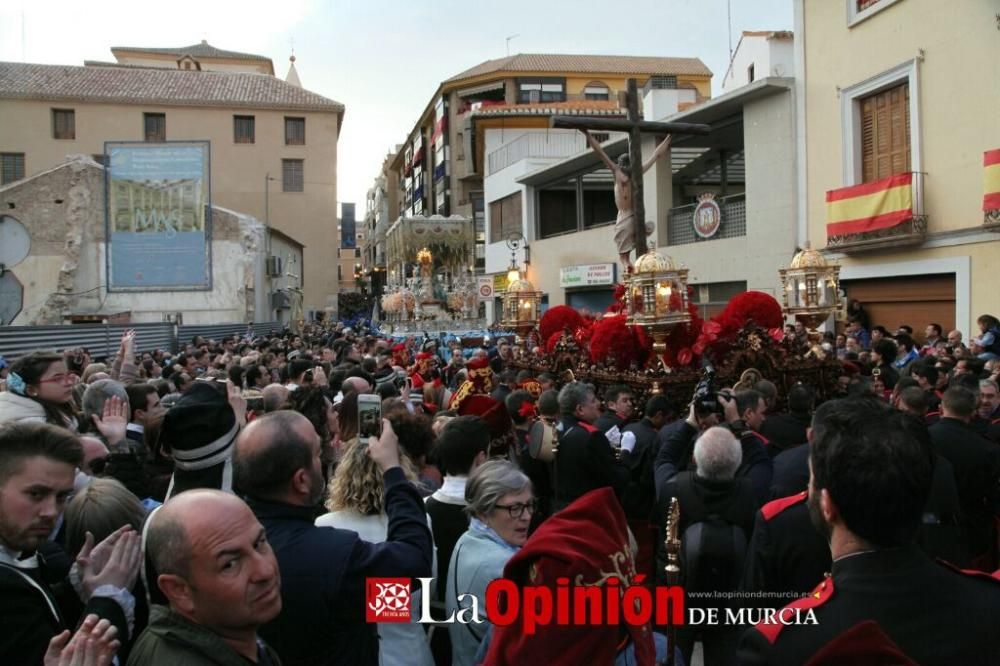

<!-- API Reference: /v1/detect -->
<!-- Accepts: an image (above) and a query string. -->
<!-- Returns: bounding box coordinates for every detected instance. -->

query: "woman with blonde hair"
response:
[315,412,435,666]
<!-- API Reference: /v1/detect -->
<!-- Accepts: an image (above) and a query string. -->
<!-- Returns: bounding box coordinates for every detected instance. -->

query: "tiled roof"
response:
[111,41,272,63]
[0,62,343,113]
[470,99,626,118]
[444,53,712,84]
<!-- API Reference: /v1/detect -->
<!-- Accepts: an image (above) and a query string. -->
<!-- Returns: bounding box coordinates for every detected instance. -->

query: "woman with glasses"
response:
[447,459,534,666]
[0,351,79,429]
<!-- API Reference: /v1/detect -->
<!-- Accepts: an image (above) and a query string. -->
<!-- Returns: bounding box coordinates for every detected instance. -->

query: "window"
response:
[488,192,523,243]
[649,75,678,90]
[282,159,304,192]
[354,248,361,258]
[338,265,342,280]
[859,83,910,183]
[847,0,904,26]
[584,82,610,101]
[538,179,578,238]
[840,59,920,189]
[517,77,566,103]
[285,117,305,145]
[52,109,75,140]
[690,281,748,319]
[144,113,166,142]
[234,115,255,144]
[747,64,755,84]
[1,153,25,185]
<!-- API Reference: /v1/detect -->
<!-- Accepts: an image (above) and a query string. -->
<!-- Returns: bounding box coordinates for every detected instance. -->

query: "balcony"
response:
[666,194,746,246]
[487,133,589,176]
[825,172,927,253]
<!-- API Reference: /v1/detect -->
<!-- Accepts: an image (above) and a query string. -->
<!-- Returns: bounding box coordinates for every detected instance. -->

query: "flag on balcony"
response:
[826,173,912,239]
[984,149,1000,212]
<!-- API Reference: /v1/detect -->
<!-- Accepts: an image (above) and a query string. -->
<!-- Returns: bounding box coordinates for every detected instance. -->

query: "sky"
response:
[0,0,792,216]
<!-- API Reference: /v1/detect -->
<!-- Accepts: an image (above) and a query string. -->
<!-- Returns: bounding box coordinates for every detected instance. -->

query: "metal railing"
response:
[0,321,281,361]
[825,172,927,252]
[487,133,590,175]
[666,194,747,246]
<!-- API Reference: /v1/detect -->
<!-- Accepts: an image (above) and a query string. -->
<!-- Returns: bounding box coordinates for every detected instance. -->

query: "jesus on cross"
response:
[580,130,673,269]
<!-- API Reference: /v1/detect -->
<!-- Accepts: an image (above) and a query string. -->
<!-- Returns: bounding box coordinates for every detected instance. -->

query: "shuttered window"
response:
[234,115,255,144]
[1,153,25,184]
[52,109,75,140]
[285,117,305,145]
[860,83,910,183]
[282,159,304,192]
[489,192,522,243]
[144,113,166,142]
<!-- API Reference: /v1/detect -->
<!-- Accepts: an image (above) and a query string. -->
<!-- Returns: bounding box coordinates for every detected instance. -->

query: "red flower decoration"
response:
[716,291,784,334]
[768,327,785,343]
[539,305,585,343]
[518,402,538,419]
[589,315,641,368]
[677,347,693,366]
[545,331,563,354]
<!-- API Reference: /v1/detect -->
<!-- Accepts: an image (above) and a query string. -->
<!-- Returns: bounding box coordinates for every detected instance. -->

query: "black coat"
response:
[621,417,662,521]
[250,467,433,666]
[738,546,1000,665]
[739,492,831,610]
[0,548,128,665]
[554,417,631,509]
[928,417,1000,557]
[758,412,810,457]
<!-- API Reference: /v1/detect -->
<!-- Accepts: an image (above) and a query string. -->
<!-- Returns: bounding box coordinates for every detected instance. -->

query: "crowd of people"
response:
[0,308,997,665]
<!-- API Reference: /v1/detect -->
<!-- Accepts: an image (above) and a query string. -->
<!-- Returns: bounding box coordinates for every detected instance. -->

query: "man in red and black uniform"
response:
[595,384,635,433]
[553,382,632,511]
[738,398,1000,664]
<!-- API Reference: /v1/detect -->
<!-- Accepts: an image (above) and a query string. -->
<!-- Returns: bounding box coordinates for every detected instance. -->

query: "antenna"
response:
[727,0,733,64]
[506,34,520,57]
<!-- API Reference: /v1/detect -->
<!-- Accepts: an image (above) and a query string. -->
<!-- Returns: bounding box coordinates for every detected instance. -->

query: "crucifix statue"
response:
[551,79,711,269]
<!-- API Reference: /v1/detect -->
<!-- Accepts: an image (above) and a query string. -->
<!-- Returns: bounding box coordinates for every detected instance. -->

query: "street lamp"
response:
[500,232,541,346]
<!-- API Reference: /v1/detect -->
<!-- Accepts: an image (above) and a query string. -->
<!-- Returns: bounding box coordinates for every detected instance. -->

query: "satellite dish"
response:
[0,215,30,267]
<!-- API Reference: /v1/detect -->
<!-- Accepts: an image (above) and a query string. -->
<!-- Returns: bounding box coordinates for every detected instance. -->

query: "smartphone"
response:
[357,393,382,438]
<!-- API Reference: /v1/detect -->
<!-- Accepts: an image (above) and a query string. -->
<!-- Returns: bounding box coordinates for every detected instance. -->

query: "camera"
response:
[692,365,725,416]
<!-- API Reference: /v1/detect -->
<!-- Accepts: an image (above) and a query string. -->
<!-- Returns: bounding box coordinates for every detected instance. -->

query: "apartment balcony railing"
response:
[825,172,927,253]
[666,194,746,246]
[487,133,590,175]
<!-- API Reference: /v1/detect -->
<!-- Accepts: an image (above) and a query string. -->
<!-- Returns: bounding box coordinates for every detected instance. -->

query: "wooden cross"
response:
[551,79,711,258]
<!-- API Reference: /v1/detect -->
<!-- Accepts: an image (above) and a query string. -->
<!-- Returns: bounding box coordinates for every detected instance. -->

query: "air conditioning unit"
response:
[265,256,283,277]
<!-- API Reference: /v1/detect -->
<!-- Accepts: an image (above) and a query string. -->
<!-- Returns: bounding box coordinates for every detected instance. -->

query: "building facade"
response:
[795,0,1000,338]
[0,44,343,320]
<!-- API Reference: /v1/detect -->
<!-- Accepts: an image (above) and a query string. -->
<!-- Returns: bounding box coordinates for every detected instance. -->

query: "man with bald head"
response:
[129,489,282,665]
[234,411,432,666]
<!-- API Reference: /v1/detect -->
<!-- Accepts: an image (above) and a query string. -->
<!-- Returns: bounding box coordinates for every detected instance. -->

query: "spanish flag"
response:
[826,173,912,239]
[984,149,1000,212]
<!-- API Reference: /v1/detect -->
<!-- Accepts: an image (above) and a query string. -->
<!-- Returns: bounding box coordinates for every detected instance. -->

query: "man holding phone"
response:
[234,411,433,666]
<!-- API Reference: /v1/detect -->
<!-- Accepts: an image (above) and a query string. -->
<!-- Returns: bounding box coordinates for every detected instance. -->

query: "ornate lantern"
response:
[778,241,842,346]
[501,275,542,343]
[626,249,691,356]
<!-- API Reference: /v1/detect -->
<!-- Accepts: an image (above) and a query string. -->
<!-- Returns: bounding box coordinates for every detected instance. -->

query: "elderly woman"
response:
[0,351,79,429]
[447,459,534,666]
[314,416,433,666]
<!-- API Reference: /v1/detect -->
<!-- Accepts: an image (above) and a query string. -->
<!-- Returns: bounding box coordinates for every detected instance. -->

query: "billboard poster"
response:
[341,202,357,249]
[105,141,211,290]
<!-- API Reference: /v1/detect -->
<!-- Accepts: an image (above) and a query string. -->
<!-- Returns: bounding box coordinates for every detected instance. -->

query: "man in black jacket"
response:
[655,389,772,507]
[739,396,1000,665]
[553,382,632,510]
[234,411,433,666]
[0,422,138,664]
[928,386,1000,570]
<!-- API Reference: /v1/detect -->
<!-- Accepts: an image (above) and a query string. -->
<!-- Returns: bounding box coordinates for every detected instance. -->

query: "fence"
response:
[0,321,281,361]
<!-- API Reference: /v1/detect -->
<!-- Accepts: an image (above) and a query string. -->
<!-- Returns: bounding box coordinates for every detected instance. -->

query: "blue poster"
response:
[105,142,211,290]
